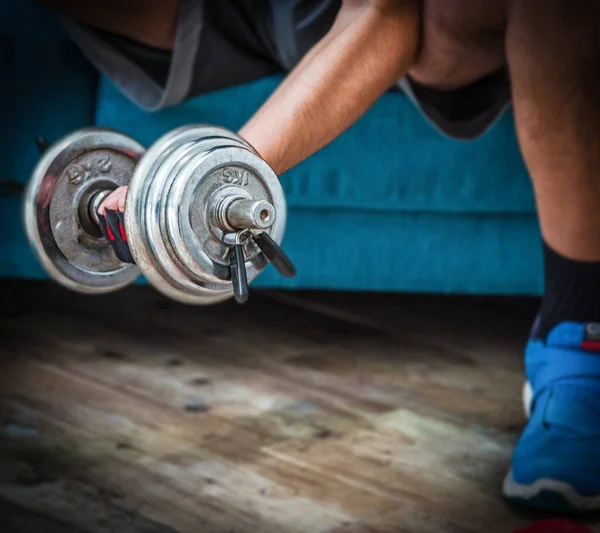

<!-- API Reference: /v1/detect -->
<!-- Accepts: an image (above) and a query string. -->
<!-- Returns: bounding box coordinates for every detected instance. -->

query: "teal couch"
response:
[1,1,544,296]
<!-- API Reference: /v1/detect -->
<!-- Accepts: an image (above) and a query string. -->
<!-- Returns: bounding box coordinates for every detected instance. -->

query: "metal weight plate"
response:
[126,126,258,304]
[154,137,257,281]
[138,139,224,303]
[167,143,286,283]
[125,125,246,304]
[125,125,286,305]
[23,128,144,293]
[144,138,237,300]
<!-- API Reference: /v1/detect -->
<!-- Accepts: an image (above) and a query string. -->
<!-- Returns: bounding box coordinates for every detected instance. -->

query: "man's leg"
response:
[507,0,600,264]
[503,0,600,511]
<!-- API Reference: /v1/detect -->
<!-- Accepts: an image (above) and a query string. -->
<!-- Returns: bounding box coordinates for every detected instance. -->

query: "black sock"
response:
[535,242,600,339]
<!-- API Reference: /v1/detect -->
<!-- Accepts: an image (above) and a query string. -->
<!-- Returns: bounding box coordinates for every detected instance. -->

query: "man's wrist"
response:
[238,125,288,176]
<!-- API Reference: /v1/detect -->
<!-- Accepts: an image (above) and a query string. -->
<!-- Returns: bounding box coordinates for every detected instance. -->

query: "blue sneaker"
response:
[503,321,600,512]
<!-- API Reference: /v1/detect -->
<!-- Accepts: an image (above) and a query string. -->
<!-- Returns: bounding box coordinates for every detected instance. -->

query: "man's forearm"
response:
[238,1,420,176]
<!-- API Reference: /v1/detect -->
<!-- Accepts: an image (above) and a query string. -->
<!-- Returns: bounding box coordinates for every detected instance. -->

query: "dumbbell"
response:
[23,125,295,305]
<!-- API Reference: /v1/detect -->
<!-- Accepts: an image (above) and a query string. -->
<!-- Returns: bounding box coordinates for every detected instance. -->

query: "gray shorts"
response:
[62,0,510,140]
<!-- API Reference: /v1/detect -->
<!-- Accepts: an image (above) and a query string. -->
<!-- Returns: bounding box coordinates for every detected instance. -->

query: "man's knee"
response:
[409,0,508,89]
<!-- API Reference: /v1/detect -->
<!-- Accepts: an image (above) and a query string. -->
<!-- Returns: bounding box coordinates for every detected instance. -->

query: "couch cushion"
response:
[96,75,535,215]
[0,1,98,184]
[0,1,98,277]
[250,210,543,296]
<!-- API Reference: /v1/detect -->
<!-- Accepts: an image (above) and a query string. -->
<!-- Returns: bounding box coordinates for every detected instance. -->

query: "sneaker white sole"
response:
[503,469,600,512]
[503,381,600,512]
[523,380,533,419]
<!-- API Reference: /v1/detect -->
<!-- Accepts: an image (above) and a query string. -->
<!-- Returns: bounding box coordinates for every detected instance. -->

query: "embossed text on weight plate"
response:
[222,168,250,187]
[67,155,113,185]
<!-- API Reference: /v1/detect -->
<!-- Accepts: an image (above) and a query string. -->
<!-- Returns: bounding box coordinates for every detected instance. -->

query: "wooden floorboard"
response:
[0,281,598,532]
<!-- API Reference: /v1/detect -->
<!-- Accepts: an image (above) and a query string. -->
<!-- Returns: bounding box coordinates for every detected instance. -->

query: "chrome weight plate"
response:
[125,125,286,305]
[125,125,246,304]
[24,128,144,293]
[168,143,285,280]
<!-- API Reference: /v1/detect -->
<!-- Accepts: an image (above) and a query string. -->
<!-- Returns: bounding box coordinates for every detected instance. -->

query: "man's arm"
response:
[238,0,420,176]
[97,0,419,215]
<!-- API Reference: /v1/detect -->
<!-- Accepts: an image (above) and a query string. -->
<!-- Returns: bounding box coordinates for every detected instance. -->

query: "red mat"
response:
[515,520,593,533]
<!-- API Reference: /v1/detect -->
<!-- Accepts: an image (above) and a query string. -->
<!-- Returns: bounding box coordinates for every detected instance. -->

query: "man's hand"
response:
[98,186,127,215]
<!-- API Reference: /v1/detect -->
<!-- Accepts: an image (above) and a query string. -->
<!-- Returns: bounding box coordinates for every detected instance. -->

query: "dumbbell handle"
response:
[222,198,275,231]
[88,190,113,227]
[86,189,290,297]
[87,190,275,235]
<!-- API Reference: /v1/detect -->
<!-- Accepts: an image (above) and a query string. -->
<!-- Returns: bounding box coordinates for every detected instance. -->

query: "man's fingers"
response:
[98,186,128,215]
[96,186,134,263]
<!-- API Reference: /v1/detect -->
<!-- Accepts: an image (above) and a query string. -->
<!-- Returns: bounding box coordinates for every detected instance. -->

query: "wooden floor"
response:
[1,281,599,533]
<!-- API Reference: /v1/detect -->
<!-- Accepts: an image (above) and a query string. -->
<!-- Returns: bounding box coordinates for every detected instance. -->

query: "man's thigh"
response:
[40,0,278,110]
[37,0,340,110]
